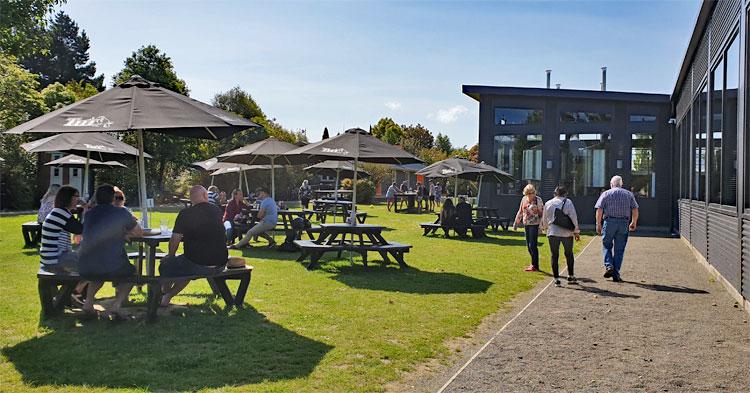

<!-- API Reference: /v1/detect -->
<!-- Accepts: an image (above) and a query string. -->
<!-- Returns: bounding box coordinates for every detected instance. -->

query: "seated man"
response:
[229,186,277,249]
[78,184,142,319]
[39,185,84,274]
[454,196,473,237]
[159,185,228,306]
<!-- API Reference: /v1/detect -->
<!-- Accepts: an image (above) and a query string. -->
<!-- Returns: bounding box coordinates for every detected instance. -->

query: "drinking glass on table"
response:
[160,219,169,234]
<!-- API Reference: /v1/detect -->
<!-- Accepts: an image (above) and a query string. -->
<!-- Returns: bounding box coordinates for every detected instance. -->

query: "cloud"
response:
[433,105,469,124]
[385,101,402,111]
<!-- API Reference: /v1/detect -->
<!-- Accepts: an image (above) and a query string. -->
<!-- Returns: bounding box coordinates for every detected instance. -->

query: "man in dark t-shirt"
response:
[78,184,142,318]
[159,185,228,306]
[455,196,473,238]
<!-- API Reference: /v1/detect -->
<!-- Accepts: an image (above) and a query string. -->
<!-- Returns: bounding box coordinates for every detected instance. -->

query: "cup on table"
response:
[160,219,169,234]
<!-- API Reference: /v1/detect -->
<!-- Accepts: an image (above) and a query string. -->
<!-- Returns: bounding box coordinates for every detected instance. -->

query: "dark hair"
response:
[54,186,79,208]
[95,184,116,205]
[256,186,270,195]
[232,188,242,197]
[554,186,568,197]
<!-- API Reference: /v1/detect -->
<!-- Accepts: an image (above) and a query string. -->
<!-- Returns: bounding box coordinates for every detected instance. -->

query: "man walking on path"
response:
[595,175,639,282]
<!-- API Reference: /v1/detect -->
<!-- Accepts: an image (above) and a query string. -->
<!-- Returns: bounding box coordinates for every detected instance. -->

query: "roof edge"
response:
[462,85,670,103]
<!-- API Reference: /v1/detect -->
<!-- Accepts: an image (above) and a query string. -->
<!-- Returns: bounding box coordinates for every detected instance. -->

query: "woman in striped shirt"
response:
[40,186,83,274]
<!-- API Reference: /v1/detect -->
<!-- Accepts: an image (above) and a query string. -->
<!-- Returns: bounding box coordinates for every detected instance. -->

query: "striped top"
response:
[595,187,639,219]
[40,208,83,265]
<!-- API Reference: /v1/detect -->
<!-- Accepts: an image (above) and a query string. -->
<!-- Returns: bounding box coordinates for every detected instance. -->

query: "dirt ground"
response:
[390,236,750,393]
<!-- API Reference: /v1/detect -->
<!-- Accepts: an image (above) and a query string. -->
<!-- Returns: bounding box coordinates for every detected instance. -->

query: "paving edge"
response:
[681,236,750,316]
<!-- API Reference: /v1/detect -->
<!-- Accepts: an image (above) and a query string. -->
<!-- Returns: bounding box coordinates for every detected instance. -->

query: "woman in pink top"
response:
[514,184,544,272]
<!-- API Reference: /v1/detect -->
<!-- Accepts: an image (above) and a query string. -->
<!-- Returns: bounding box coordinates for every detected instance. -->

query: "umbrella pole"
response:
[454,175,458,199]
[334,169,340,223]
[271,156,276,200]
[477,175,483,207]
[238,169,243,191]
[243,170,250,195]
[350,131,359,225]
[210,175,215,187]
[137,129,149,228]
[83,151,91,201]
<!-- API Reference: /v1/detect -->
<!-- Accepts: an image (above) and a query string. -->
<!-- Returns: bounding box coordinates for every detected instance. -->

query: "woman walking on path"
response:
[514,184,544,272]
[299,179,312,209]
[541,186,580,287]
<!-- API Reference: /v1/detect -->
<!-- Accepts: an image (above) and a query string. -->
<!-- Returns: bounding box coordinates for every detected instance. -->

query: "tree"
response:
[371,117,402,145]
[452,146,471,160]
[0,53,47,209]
[65,79,99,100]
[400,123,433,155]
[435,133,452,155]
[22,11,104,90]
[469,143,479,163]
[112,45,188,94]
[0,0,63,58]
[40,81,76,110]
[418,147,448,165]
[212,86,264,120]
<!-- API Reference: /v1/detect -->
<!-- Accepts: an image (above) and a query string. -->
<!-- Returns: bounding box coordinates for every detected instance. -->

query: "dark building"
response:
[466,0,750,309]
[464,85,672,230]
[672,0,749,308]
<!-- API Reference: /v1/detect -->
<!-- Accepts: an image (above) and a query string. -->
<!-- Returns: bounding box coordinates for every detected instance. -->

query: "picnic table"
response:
[309,199,366,223]
[472,207,511,231]
[313,189,352,200]
[394,192,418,213]
[295,223,411,270]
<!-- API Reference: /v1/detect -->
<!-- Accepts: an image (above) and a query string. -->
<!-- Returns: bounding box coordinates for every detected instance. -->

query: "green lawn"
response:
[0,204,590,392]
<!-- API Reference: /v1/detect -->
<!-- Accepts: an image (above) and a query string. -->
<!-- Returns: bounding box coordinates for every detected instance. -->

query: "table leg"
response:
[147,243,156,277]
[146,282,162,323]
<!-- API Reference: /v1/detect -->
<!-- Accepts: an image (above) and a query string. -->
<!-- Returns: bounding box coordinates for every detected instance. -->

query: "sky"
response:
[60,0,701,147]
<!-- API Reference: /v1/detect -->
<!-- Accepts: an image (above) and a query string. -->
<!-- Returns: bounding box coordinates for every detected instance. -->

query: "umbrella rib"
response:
[127,86,136,130]
[204,127,218,140]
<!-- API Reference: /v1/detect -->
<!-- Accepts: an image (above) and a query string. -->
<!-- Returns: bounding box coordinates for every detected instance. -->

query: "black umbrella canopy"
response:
[217,137,300,165]
[416,158,513,183]
[5,75,259,139]
[284,128,423,165]
[210,164,273,176]
[20,132,152,160]
[304,160,370,179]
[44,154,125,168]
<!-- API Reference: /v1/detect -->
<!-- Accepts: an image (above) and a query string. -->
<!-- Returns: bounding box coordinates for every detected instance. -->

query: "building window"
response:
[709,60,723,203]
[629,114,657,123]
[493,134,543,194]
[494,107,543,126]
[680,115,691,199]
[631,134,656,198]
[559,133,609,197]
[560,111,612,123]
[53,168,60,177]
[693,86,707,201]
[72,168,79,177]
[723,34,739,206]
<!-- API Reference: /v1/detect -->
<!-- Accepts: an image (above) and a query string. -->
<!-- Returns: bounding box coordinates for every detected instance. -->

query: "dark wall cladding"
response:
[680,200,692,242]
[708,210,742,291]
[743,218,750,300]
[691,203,708,258]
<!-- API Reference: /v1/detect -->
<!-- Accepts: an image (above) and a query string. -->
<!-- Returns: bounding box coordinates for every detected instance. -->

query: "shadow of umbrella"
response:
[3,306,332,390]
[329,265,493,295]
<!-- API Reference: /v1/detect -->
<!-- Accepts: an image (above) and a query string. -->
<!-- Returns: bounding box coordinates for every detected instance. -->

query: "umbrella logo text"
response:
[321,147,349,156]
[63,116,113,128]
[83,143,114,152]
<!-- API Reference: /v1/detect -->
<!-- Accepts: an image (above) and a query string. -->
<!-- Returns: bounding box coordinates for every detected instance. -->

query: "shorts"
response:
[429,195,435,201]
[387,196,395,202]
[81,263,136,285]
[159,254,225,277]
[40,250,79,275]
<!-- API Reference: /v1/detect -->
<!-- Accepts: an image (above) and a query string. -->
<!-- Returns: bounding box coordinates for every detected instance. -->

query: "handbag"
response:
[552,198,576,230]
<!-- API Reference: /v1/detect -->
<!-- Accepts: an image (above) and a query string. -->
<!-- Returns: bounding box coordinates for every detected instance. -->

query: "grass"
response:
[0,204,590,392]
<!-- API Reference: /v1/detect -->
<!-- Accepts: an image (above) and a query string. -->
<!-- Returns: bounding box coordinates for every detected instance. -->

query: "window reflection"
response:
[631,134,656,198]
[560,111,612,123]
[494,107,543,126]
[629,114,657,123]
[559,133,609,197]
[693,86,707,201]
[493,134,543,194]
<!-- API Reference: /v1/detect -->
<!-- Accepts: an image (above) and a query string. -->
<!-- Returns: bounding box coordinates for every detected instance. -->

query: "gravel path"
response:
[440,236,750,393]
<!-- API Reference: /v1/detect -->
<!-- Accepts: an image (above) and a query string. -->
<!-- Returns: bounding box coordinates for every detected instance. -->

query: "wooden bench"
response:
[419,222,486,238]
[486,217,511,231]
[295,240,411,269]
[37,265,253,322]
[22,222,41,247]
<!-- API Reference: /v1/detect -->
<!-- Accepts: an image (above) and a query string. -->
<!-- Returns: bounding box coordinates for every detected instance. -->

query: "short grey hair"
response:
[610,175,623,188]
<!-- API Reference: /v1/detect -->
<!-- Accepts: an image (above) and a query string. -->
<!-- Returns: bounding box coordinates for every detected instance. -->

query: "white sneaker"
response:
[553,279,561,287]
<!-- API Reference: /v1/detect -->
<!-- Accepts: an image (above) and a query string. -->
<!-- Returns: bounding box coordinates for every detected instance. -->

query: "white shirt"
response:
[541,196,580,237]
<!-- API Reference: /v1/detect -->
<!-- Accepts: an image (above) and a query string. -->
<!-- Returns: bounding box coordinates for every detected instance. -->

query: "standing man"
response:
[385,182,397,212]
[595,175,639,282]
[230,186,278,249]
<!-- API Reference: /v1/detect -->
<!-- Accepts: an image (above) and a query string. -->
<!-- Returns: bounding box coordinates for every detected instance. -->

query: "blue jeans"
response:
[602,218,629,278]
[524,225,539,269]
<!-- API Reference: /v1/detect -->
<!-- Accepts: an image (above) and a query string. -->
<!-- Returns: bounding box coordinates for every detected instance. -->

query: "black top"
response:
[79,205,137,276]
[173,202,228,266]
[456,202,473,227]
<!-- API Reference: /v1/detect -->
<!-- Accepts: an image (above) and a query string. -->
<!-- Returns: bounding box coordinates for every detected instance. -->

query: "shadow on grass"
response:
[329,265,493,294]
[422,233,528,247]
[3,306,332,390]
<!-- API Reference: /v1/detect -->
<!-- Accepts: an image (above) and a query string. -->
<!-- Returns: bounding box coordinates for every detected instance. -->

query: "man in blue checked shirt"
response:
[595,175,639,282]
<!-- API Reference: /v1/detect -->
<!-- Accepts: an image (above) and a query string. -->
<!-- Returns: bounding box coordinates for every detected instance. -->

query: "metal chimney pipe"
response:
[601,66,607,91]
[555,83,561,89]
[545,69,551,89]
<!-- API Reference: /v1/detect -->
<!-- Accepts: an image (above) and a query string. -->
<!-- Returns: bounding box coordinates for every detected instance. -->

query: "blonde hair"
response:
[523,184,537,196]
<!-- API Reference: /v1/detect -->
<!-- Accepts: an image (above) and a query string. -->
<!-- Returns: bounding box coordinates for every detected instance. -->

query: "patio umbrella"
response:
[285,128,422,224]
[217,137,299,199]
[416,157,513,199]
[5,75,258,227]
[209,164,273,194]
[20,132,150,199]
[45,153,126,168]
[304,160,369,200]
